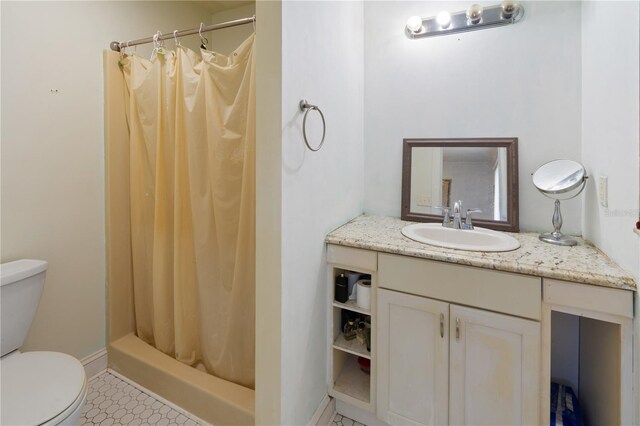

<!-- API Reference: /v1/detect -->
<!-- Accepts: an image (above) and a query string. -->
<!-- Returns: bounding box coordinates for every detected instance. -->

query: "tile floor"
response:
[331,413,365,426]
[80,371,206,426]
[82,370,361,426]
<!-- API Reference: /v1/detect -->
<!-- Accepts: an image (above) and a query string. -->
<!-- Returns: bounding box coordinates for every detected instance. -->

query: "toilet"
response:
[1,260,88,426]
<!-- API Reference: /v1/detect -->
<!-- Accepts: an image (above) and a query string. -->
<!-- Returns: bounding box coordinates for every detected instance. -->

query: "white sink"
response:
[401,223,520,252]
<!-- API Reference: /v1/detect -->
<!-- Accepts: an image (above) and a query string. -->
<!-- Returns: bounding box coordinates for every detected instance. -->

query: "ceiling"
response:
[193,1,253,14]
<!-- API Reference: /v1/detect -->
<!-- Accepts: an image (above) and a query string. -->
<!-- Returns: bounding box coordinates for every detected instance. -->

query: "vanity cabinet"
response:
[377,289,449,425]
[326,232,635,426]
[377,288,540,426]
[448,305,540,425]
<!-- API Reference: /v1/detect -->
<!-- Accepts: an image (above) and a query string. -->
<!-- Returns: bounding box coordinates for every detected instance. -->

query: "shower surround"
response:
[104,35,256,425]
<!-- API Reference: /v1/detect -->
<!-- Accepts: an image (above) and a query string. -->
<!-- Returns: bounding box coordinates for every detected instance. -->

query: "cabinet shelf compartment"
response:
[332,299,371,316]
[331,351,371,407]
[549,310,629,426]
[333,332,371,359]
[332,305,371,360]
[327,250,377,415]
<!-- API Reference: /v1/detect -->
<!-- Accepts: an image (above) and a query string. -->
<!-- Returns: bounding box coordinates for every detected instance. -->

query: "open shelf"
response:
[550,310,626,425]
[328,259,376,413]
[333,354,370,404]
[332,299,371,316]
[333,332,371,359]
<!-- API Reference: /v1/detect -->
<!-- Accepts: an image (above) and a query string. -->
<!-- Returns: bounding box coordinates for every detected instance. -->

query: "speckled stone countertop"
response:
[326,215,637,291]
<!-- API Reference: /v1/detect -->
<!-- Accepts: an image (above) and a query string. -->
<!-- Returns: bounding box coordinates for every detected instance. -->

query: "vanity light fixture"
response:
[501,0,518,19]
[436,11,452,29]
[405,1,523,39]
[466,4,484,25]
[406,15,424,33]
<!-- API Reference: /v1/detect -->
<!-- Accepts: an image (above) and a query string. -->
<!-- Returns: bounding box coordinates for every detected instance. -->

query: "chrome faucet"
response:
[438,200,481,230]
[452,200,463,229]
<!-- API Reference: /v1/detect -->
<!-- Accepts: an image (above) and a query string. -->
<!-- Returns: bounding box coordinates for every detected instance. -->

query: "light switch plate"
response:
[598,175,608,207]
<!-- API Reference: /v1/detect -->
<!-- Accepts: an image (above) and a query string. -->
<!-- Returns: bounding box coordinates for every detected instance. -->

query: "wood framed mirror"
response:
[401,138,519,232]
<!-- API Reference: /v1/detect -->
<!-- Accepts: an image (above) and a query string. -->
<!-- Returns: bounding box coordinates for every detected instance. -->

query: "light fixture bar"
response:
[406,3,524,39]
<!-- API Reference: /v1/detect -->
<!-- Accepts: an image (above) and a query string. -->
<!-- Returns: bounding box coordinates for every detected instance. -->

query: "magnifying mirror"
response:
[532,159,588,246]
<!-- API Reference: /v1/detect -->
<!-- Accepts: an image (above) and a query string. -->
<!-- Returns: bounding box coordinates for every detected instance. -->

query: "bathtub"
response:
[108,334,254,425]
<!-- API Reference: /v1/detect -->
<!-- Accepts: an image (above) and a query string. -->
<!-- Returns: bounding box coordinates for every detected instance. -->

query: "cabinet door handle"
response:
[440,313,444,338]
[455,317,461,340]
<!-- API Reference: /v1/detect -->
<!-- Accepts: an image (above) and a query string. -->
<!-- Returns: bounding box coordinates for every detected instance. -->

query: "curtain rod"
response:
[110,16,256,51]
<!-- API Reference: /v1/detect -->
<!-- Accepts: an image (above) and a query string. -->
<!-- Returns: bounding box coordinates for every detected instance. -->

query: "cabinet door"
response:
[449,305,540,425]
[377,289,449,425]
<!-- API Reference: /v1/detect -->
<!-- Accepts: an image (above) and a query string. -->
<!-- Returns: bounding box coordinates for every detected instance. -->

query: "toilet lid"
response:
[1,351,86,426]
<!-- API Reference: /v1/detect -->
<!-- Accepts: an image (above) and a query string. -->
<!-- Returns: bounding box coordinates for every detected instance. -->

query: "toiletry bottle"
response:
[343,318,358,340]
[335,273,349,303]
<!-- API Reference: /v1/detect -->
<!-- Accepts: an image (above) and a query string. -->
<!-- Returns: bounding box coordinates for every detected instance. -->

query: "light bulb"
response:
[406,15,423,33]
[436,11,452,29]
[501,0,518,19]
[466,4,483,24]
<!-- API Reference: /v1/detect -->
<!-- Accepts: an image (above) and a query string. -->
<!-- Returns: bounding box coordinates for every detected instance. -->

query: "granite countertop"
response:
[326,215,637,291]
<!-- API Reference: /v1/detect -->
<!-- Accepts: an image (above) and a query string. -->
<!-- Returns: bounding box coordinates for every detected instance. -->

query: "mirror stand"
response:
[539,199,576,246]
[532,159,587,247]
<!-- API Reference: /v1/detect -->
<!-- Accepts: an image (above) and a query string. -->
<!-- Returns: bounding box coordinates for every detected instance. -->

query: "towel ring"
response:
[299,100,326,152]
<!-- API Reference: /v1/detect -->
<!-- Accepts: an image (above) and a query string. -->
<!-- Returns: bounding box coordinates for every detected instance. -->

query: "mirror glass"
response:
[402,138,519,232]
[532,159,586,195]
[410,147,508,221]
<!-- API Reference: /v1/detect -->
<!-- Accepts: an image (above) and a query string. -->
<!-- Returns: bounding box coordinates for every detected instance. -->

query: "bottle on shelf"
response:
[343,318,358,340]
[335,273,349,303]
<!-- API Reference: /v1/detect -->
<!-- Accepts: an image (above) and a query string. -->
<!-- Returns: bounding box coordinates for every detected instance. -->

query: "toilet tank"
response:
[1,260,48,357]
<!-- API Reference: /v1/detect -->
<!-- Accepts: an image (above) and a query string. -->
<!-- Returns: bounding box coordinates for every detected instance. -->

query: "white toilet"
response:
[1,260,88,426]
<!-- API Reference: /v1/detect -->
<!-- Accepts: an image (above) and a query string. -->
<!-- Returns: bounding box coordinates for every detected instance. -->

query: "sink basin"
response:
[401,223,520,252]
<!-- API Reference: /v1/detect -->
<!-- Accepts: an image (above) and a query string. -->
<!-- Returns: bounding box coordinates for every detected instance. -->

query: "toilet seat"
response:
[1,351,87,425]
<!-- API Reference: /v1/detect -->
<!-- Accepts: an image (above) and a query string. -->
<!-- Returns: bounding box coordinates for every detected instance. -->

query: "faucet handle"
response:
[464,209,482,229]
[435,206,451,224]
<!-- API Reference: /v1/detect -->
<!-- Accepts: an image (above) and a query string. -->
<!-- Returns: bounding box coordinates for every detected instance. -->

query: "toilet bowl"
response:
[1,260,88,425]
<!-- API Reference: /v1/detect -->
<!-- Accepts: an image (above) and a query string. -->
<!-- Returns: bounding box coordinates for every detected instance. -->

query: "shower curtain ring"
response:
[199,23,208,48]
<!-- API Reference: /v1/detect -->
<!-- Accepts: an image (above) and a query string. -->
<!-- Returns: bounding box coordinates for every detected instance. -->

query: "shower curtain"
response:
[118,35,255,388]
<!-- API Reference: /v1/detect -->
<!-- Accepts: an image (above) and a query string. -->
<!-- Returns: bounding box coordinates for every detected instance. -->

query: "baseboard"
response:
[81,348,108,380]
[336,400,390,426]
[309,395,335,426]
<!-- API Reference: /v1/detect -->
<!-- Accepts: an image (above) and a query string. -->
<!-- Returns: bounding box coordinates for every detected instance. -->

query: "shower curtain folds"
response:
[119,34,255,389]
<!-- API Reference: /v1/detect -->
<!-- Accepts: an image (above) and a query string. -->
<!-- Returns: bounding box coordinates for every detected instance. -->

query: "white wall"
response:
[1,1,210,360]
[280,1,364,424]
[581,1,639,279]
[209,2,256,55]
[579,2,640,421]
[363,1,583,233]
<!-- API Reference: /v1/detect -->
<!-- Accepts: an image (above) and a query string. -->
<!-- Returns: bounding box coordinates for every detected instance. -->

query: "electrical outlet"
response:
[417,195,432,207]
[598,175,608,207]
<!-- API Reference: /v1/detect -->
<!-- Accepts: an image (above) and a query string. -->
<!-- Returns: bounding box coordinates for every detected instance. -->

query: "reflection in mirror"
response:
[410,147,508,221]
[402,138,519,232]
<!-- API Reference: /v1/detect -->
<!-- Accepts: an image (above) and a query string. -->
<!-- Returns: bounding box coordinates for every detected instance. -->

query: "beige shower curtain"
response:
[118,35,255,388]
